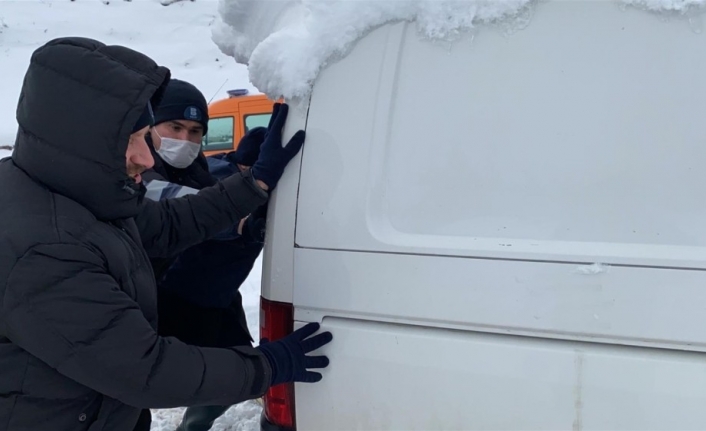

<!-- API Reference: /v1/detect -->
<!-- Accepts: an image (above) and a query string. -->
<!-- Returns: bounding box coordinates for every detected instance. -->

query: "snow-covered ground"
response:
[0,1,263,429]
[0,0,259,146]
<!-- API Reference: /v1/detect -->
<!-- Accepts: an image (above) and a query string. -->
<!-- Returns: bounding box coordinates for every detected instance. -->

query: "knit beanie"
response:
[154,79,209,134]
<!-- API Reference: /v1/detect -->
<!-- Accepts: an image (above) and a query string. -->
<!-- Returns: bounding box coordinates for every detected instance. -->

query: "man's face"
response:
[126,126,154,184]
[153,119,204,148]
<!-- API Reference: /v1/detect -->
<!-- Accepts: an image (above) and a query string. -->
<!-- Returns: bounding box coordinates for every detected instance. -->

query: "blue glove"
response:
[251,103,305,190]
[257,322,332,386]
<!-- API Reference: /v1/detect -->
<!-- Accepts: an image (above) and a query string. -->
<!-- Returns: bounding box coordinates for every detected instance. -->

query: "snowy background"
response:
[0,0,263,429]
[0,0,259,146]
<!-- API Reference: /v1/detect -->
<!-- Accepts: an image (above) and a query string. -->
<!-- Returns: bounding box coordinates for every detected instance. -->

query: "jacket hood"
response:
[12,37,170,220]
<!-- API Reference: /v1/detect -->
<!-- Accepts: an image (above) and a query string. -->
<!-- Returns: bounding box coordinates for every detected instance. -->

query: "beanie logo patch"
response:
[184,106,202,121]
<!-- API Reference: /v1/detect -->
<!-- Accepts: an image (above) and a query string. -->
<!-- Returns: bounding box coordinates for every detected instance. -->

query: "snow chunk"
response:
[214,0,706,101]
[575,263,610,275]
[213,0,534,100]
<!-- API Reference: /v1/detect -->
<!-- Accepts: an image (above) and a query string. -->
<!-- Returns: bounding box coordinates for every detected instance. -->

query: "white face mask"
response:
[156,137,201,169]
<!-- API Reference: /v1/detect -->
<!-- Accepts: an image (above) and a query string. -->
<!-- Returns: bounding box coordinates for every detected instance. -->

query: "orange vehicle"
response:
[202,89,275,156]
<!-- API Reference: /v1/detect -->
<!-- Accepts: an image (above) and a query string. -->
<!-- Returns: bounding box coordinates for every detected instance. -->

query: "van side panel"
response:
[291,1,706,429]
[296,3,706,268]
[296,316,706,430]
[294,248,706,428]
[294,248,706,350]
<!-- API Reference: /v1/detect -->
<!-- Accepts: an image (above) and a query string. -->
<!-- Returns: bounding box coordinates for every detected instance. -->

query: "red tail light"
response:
[260,297,296,429]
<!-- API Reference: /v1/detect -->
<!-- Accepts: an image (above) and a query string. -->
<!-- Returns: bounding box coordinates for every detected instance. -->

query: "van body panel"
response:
[293,248,706,351]
[261,0,706,429]
[261,106,309,304]
[296,3,706,268]
[296,317,706,431]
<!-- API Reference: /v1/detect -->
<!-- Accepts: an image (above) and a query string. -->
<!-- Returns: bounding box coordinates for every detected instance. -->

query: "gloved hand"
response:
[257,322,332,386]
[240,204,267,244]
[251,103,305,191]
[241,215,266,244]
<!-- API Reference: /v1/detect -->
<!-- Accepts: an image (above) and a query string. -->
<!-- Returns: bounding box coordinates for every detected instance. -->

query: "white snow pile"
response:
[213,0,533,100]
[214,0,706,101]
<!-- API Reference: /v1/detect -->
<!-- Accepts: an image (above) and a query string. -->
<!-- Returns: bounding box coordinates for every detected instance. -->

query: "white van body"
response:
[262,1,706,429]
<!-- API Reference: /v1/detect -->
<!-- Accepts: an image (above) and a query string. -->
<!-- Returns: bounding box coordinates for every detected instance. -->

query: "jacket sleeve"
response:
[136,169,267,259]
[2,243,272,408]
[144,179,200,201]
[144,180,244,242]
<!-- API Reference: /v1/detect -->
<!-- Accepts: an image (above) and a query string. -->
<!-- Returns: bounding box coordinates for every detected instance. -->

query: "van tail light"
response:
[260,297,296,429]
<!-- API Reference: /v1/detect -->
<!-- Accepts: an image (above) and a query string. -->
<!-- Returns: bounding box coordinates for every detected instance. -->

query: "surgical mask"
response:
[156,137,201,169]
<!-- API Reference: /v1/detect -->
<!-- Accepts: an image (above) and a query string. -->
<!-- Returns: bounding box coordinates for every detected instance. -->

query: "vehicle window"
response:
[244,113,272,132]
[202,117,235,151]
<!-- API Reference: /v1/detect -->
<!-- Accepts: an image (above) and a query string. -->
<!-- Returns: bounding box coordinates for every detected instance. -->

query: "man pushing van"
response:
[0,37,331,430]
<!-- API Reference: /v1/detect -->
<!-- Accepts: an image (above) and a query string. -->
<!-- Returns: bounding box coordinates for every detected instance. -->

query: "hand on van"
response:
[257,322,333,386]
[241,214,266,244]
[251,103,305,191]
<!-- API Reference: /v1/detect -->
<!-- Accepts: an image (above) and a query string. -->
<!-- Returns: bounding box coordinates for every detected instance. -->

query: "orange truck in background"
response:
[202,89,275,156]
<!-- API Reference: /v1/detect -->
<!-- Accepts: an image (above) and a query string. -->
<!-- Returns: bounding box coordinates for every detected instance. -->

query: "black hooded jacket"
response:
[0,37,270,431]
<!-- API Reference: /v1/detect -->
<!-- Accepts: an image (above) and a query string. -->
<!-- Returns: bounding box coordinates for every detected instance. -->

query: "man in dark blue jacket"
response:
[151,129,268,347]
[142,79,273,431]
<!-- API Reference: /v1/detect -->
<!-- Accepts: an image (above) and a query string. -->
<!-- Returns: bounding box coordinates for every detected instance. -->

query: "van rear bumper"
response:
[260,411,295,431]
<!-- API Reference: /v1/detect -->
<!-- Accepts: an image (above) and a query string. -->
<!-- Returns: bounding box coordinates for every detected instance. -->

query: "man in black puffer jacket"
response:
[0,37,331,431]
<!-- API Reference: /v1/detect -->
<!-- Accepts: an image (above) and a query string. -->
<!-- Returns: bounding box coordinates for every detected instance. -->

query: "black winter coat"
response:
[0,37,270,431]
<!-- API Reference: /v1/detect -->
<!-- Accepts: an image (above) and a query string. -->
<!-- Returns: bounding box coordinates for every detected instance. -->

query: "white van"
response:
[259,1,706,430]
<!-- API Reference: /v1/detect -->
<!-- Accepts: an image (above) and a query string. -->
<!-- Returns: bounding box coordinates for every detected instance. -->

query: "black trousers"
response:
[132,289,253,431]
[133,409,153,431]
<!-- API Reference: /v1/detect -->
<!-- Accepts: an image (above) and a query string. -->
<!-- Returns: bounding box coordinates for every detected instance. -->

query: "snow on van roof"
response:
[213,0,706,101]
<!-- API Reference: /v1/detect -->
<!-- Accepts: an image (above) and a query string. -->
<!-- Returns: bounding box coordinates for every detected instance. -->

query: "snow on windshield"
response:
[213,0,706,101]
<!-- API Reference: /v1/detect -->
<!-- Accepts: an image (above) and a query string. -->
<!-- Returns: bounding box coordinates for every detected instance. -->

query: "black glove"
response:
[257,322,332,386]
[241,215,266,244]
[251,103,305,191]
[240,204,267,244]
[267,102,282,133]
